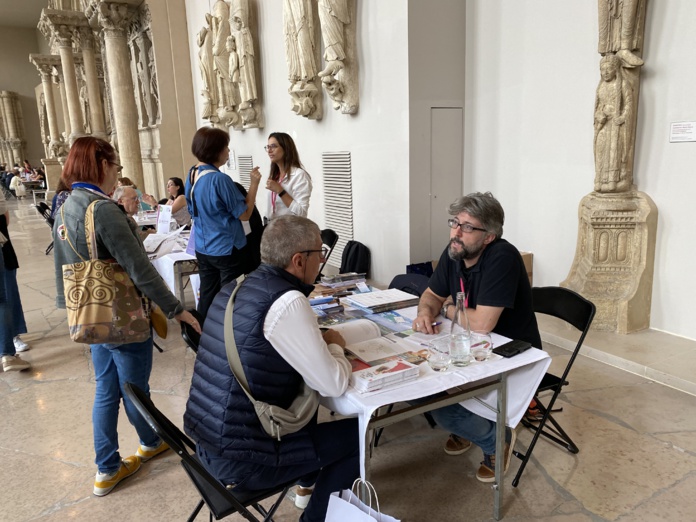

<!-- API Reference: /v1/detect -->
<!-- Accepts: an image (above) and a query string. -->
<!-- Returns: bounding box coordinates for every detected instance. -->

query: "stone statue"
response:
[211,0,239,126]
[598,0,646,67]
[148,45,160,124]
[317,0,358,114]
[230,0,262,129]
[135,47,151,127]
[283,0,322,119]
[593,54,633,193]
[317,0,348,77]
[197,13,219,122]
[78,75,92,134]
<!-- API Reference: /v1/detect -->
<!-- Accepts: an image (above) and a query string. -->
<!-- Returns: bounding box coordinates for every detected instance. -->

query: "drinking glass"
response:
[428,337,452,372]
[470,331,493,362]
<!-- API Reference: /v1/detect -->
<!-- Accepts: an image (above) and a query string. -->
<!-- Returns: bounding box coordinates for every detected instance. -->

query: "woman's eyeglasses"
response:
[264,144,280,152]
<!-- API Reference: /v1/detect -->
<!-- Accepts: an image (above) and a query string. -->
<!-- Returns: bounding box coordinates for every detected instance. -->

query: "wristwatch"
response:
[441,303,453,318]
[278,189,287,198]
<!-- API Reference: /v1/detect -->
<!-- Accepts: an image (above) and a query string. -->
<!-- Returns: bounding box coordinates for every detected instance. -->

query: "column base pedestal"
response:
[561,190,657,334]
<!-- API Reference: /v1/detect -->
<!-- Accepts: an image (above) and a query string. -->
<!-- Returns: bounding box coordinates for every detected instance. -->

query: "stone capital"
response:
[75,26,96,50]
[29,54,63,80]
[38,9,89,49]
[98,2,137,38]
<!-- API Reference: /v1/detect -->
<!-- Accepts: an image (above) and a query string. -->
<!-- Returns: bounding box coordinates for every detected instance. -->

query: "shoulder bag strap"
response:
[188,165,216,218]
[83,200,101,260]
[60,204,87,263]
[223,274,258,404]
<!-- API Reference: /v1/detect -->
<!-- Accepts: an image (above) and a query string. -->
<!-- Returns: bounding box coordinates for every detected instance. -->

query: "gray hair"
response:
[448,191,505,238]
[261,215,321,268]
[112,185,132,202]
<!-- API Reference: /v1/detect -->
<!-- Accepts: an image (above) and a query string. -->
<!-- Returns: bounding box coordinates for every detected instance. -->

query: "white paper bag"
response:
[326,480,400,522]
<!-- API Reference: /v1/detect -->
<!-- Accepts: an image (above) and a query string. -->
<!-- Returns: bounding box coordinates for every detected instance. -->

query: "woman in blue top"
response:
[186,127,261,320]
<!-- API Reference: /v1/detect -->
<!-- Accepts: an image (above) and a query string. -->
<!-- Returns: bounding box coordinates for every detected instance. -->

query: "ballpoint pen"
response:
[432,321,442,327]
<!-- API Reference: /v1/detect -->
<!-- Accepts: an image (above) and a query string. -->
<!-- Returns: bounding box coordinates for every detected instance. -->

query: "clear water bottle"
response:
[450,292,471,367]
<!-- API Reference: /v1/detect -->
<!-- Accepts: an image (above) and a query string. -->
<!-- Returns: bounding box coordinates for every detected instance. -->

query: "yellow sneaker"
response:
[93,456,141,496]
[136,441,170,462]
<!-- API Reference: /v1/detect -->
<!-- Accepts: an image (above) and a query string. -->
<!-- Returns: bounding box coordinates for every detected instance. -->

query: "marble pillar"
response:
[30,55,68,159]
[0,92,26,166]
[53,70,72,142]
[56,32,84,142]
[76,26,107,136]
[98,1,145,189]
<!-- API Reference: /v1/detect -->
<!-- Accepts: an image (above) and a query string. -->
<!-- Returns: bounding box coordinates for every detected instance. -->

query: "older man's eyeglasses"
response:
[447,219,487,234]
[299,247,329,260]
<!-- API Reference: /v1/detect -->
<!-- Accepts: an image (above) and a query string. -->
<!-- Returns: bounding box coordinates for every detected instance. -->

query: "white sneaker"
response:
[2,355,31,372]
[294,485,314,509]
[13,337,29,352]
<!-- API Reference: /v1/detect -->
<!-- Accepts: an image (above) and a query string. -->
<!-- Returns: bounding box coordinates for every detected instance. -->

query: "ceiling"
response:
[0,0,50,29]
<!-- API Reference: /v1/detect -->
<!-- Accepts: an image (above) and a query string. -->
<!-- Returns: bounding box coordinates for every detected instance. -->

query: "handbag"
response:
[326,479,401,522]
[224,275,320,441]
[61,201,151,345]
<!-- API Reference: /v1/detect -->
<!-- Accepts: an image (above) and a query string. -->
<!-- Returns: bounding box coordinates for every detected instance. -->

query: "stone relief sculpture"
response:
[229,0,263,129]
[211,0,239,127]
[147,45,160,124]
[198,13,219,122]
[593,55,633,193]
[598,0,645,67]
[283,0,323,119]
[77,67,92,134]
[317,0,358,114]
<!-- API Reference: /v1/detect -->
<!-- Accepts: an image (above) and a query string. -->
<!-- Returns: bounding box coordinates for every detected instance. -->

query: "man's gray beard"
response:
[448,239,484,262]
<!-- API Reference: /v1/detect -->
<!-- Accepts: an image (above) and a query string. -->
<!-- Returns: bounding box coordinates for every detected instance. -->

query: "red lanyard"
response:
[459,277,469,307]
[271,173,288,213]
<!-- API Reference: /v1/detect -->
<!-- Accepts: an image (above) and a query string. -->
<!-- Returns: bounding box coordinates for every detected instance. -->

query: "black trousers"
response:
[195,250,247,321]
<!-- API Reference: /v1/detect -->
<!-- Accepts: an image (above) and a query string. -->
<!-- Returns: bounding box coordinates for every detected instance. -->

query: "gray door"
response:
[430,107,463,260]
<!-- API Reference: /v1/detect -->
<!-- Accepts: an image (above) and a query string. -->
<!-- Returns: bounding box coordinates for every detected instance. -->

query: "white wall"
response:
[184,0,411,286]
[465,1,696,339]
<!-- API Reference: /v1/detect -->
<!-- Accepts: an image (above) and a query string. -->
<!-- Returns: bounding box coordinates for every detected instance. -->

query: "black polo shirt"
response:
[429,238,541,347]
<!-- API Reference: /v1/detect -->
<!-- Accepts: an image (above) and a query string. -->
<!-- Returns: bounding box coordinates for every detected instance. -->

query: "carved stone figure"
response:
[148,45,160,124]
[283,0,322,119]
[230,0,262,129]
[593,55,633,193]
[598,0,646,67]
[78,75,92,134]
[197,14,219,122]
[211,0,239,126]
[317,0,358,114]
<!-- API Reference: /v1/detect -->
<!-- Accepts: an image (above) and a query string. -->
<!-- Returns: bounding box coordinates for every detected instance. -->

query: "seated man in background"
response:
[184,215,359,522]
[113,185,152,240]
[113,185,140,217]
[413,191,541,483]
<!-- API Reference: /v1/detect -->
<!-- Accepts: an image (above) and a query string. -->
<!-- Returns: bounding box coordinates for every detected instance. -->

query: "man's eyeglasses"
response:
[447,218,487,234]
[110,161,123,173]
[264,144,280,151]
[299,247,329,260]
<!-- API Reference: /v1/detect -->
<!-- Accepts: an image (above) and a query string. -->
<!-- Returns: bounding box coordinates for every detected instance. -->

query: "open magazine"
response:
[330,319,426,393]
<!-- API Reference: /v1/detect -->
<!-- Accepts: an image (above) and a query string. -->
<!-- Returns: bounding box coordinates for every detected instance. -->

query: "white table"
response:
[133,212,158,227]
[322,335,550,520]
[151,251,198,308]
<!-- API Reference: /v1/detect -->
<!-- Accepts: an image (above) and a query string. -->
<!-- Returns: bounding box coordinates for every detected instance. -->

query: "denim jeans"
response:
[91,337,160,473]
[0,248,15,356]
[198,418,360,522]
[430,403,508,455]
[4,268,27,337]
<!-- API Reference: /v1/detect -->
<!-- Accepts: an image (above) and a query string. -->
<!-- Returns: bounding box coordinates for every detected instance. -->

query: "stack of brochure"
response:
[343,288,419,314]
[350,358,419,393]
[320,273,366,288]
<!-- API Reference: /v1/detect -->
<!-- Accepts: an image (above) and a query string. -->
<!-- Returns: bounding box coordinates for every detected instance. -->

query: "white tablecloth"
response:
[322,336,550,478]
[151,251,197,304]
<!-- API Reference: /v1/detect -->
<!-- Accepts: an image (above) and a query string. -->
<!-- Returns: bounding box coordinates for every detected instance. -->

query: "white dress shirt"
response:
[263,289,351,397]
[267,167,313,220]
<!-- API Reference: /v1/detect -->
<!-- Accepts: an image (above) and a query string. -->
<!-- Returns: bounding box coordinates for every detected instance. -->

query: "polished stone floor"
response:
[2,197,696,521]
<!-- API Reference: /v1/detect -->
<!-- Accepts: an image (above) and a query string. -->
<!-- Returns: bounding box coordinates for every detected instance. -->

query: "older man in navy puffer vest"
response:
[185,215,359,522]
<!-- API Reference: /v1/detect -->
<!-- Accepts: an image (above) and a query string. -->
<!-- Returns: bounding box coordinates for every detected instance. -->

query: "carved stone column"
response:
[0,92,26,165]
[30,55,68,159]
[98,1,144,188]
[53,69,72,142]
[76,26,107,136]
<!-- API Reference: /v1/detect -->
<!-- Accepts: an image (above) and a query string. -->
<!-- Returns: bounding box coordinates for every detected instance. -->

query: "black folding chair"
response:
[388,273,430,297]
[124,383,300,522]
[373,273,436,447]
[181,309,205,353]
[315,229,338,283]
[34,204,55,255]
[512,286,596,487]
